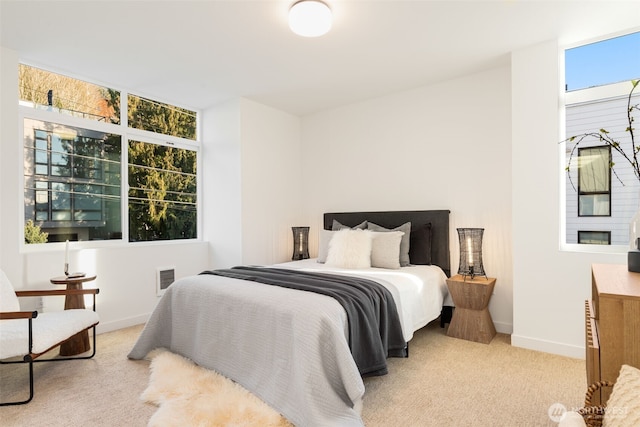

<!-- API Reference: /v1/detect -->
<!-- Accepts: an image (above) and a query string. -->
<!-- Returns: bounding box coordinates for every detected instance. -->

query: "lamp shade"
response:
[292,226,310,260]
[457,228,486,279]
[289,0,332,37]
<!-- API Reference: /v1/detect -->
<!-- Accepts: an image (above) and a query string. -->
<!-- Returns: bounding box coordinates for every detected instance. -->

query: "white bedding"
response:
[276,259,452,342]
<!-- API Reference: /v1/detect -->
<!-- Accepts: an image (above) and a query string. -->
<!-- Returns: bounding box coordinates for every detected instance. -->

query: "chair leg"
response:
[0,324,97,406]
[0,358,34,406]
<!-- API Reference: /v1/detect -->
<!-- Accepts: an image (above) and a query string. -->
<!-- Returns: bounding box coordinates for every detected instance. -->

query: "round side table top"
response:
[50,274,97,285]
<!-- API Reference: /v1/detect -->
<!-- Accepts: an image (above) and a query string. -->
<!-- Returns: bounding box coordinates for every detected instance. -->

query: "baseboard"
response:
[494,320,512,335]
[511,334,585,359]
[96,313,150,334]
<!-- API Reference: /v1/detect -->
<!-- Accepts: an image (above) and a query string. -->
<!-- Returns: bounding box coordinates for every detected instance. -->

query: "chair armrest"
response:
[0,310,38,320]
[15,288,100,298]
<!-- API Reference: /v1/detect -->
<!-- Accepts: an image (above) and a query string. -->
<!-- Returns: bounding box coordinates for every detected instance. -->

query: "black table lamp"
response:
[457,228,486,279]
[292,226,310,260]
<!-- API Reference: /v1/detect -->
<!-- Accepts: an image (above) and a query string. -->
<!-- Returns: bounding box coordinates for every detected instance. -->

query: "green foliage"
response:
[564,80,639,191]
[128,141,197,242]
[24,220,48,244]
[127,95,196,140]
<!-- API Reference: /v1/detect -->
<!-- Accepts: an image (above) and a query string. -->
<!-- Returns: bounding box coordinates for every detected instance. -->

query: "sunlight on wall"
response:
[78,248,97,308]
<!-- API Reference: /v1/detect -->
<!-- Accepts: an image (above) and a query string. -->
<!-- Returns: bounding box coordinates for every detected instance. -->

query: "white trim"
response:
[95,313,149,334]
[493,320,513,335]
[511,334,584,359]
[562,27,640,51]
[565,80,635,105]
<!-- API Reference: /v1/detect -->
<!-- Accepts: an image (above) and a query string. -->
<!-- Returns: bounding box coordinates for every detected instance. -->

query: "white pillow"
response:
[370,231,404,269]
[325,229,373,269]
[317,229,339,263]
[603,364,640,427]
[0,270,20,312]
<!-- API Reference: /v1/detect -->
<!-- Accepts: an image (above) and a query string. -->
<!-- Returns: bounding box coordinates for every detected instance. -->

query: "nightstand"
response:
[446,274,496,344]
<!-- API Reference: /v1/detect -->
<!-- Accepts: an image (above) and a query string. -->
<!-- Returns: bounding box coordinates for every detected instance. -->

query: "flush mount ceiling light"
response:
[289,0,332,37]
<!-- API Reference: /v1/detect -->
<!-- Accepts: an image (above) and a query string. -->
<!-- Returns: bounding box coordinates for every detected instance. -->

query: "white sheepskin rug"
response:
[142,349,293,427]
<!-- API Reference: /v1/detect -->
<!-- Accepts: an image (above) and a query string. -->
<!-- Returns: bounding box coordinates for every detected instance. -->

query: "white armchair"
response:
[0,270,99,406]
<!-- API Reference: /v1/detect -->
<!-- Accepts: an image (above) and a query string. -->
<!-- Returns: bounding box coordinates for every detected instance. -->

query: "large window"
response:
[20,65,199,244]
[563,31,640,246]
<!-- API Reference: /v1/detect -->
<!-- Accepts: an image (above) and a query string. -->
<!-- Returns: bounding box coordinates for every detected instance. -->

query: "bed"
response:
[128,210,452,427]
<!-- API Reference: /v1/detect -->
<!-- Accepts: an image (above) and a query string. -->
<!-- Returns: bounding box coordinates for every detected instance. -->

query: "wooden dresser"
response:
[587,264,640,405]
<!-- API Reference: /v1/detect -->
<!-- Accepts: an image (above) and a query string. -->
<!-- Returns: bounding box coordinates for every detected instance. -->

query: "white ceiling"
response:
[1,0,639,116]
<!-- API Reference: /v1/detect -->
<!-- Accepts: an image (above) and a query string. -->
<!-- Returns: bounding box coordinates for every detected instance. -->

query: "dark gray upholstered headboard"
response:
[323,210,451,277]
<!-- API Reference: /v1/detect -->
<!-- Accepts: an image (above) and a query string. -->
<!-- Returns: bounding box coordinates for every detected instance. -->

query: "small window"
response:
[19,64,120,124]
[578,146,611,217]
[578,231,611,245]
[128,94,197,140]
[565,31,640,91]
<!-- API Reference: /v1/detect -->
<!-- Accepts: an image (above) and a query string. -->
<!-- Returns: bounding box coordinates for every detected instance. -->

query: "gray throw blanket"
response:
[201,266,406,376]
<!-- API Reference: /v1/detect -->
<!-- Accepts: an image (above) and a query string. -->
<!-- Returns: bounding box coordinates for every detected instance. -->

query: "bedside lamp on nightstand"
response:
[457,228,486,279]
[449,227,495,344]
[291,226,310,261]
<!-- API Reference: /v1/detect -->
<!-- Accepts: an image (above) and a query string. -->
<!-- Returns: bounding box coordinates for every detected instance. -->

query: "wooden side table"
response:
[446,274,496,344]
[50,274,97,356]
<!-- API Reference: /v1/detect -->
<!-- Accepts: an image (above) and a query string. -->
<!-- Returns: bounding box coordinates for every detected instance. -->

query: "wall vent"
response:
[156,267,175,296]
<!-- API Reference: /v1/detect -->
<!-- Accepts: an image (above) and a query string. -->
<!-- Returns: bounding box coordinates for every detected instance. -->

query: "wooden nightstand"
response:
[50,274,97,356]
[446,274,496,344]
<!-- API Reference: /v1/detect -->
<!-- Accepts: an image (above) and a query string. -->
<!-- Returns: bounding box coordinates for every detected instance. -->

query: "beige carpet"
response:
[0,321,587,426]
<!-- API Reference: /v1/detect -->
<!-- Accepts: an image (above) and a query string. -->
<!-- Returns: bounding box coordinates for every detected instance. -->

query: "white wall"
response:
[202,98,244,268]
[24,242,209,332]
[511,40,625,358]
[239,99,303,265]
[201,98,302,268]
[300,67,514,334]
[0,47,23,285]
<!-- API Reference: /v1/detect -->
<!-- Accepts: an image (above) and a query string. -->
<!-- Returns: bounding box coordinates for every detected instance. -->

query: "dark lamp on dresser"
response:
[457,228,486,279]
[291,226,310,260]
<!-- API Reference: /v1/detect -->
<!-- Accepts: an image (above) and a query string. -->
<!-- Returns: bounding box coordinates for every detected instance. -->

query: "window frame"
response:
[126,133,199,243]
[577,145,611,218]
[578,230,611,245]
[18,65,202,250]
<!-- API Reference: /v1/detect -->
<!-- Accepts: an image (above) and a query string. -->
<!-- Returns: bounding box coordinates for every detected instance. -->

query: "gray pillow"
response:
[331,219,367,230]
[367,222,411,267]
[370,231,404,269]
